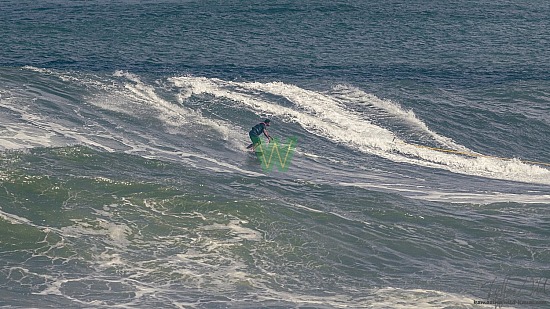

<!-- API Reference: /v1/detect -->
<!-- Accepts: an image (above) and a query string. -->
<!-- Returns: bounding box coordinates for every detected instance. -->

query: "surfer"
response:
[246,119,272,151]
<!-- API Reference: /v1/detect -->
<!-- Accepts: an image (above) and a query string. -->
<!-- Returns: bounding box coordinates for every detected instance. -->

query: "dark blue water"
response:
[1,0,549,308]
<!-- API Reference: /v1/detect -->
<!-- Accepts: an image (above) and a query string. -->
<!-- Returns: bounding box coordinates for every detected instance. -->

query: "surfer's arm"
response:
[264,130,271,141]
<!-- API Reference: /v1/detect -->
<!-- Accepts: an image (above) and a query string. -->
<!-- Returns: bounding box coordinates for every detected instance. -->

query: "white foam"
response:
[0,96,117,151]
[291,202,325,214]
[170,76,550,185]
[0,209,33,225]
[331,84,469,151]
[3,70,264,176]
[221,286,506,309]
[171,76,396,151]
[62,216,132,248]
[370,287,511,309]
[200,219,262,242]
[22,66,50,74]
[90,72,261,159]
[0,100,63,150]
[112,71,231,140]
[339,181,550,204]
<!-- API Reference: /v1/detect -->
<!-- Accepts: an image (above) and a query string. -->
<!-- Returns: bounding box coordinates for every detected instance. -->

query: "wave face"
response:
[2,0,550,308]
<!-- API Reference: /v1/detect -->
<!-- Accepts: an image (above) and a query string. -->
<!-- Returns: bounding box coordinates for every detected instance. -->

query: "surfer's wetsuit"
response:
[247,120,271,149]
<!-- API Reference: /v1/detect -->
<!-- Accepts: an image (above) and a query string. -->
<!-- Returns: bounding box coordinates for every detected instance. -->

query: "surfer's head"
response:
[264,119,271,126]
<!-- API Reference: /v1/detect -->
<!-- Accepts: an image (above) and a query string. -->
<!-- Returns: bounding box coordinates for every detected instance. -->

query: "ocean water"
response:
[1,0,550,308]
